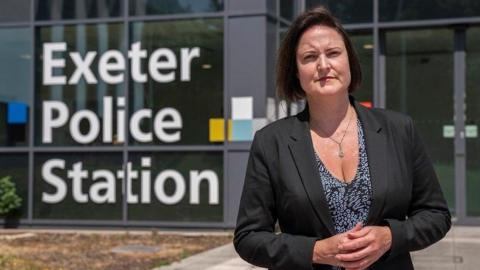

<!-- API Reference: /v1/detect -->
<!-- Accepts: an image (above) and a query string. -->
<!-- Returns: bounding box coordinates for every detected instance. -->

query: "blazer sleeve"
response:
[383,116,452,260]
[233,132,318,270]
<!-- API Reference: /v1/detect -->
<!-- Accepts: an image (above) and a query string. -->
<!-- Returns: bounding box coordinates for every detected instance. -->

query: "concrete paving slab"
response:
[152,243,262,270]
[111,244,163,254]
[153,226,480,270]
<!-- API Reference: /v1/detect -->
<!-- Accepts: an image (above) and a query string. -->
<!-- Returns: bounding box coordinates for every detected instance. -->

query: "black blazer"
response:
[234,99,451,270]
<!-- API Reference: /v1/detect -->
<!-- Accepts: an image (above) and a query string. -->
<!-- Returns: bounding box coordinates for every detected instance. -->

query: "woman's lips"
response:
[318,76,335,82]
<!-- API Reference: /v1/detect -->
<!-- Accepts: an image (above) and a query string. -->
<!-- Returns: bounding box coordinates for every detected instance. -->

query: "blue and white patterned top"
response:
[314,119,372,234]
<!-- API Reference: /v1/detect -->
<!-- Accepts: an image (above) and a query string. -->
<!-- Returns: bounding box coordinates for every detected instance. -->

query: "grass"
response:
[0,255,8,267]
[181,249,193,260]
[149,249,194,268]
[152,258,171,268]
[0,255,43,270]
[0,232,232,270]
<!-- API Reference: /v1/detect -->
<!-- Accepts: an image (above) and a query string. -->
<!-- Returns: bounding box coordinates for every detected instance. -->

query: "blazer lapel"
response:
[288,109,336,236]
[353,101,388,225]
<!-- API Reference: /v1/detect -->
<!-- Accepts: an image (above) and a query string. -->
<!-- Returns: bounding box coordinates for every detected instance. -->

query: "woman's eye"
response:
[328,51,340,57]
[304,55,315,60]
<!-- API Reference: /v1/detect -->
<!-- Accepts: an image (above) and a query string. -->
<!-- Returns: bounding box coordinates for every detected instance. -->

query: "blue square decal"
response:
[232,120,253,141]
[7,102,28,124]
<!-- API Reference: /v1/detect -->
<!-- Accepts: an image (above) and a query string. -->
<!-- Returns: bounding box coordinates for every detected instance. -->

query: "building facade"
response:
[0,0,479,228]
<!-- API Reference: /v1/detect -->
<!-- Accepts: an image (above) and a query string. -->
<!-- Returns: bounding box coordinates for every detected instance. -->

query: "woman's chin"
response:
[307,87,347,98]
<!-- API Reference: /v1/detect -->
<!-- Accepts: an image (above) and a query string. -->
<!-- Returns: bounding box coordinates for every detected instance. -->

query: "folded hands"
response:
[312,222,392,270]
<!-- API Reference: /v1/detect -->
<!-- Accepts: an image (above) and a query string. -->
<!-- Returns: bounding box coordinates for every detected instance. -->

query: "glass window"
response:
[128,152,223,222]
[33,152,123,220]
[385,29,455,211]
[129,19,223,145]
[0,154,29,219]
[267,0,277,15]
[280,0,295,20]
[466,27,480,216]
[129,0,223,16]
[380,0,480,22]
[306,0,373,24]
[0,27,31,147]
[350,32,373,106]
[0,0,31,22]
[35,0,122,21]
[35,23,125,146]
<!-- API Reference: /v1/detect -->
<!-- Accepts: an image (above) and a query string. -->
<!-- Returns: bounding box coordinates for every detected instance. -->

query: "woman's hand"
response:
[335,225,392,270]
[312,223,364,268]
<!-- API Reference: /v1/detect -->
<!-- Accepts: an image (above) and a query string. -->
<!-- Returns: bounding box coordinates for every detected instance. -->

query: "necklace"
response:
[315,107,354,158]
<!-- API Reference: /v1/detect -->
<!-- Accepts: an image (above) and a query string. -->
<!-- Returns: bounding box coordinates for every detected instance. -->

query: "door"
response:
[465,26,480,219]
[384,28,456,213]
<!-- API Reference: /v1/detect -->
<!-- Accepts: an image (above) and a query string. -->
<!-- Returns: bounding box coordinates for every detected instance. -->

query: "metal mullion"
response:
[277,16,291,26]
[29,218,226,228]
[344,23,375,31]
[373,0,385,108]
[122,0,129,226]
[227,11,270,19]
[28,219,126,226]
[276,0,280,120]
[128,12,224,22]
[33,17,124,26]
[32,147,124,152]
[29,145,226,152]
[26,0,35,226]
[123,145,225,152]
[378,31,386,108]
[222,0,229,228]
[0,22,30,28]
[378,16,480,30]
[32,10,226,26]
[116,220,226,228]
[454,28,466,223]
[0,148,30,152]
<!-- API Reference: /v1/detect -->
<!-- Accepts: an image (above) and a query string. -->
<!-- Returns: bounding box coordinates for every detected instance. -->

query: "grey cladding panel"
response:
[227,16,267,117]
[225,151,250,227]
[228,0,267,13]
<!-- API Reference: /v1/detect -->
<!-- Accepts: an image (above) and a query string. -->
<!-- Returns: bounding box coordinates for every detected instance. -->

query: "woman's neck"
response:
[307,94,352,136]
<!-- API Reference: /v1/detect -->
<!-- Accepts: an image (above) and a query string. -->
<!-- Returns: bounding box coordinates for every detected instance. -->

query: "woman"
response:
[233,6,451,270]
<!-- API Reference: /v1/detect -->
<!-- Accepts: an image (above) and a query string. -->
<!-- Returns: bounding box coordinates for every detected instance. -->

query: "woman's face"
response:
[296,25,351,99]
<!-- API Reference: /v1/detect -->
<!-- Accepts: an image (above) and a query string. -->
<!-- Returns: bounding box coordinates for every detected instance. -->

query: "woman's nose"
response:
[316,55,329,71]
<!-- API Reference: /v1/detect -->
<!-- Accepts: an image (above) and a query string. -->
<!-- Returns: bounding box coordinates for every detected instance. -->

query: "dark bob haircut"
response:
[276,6,362,102]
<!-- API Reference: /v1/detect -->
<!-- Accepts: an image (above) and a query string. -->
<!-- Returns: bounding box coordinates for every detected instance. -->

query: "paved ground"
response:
[153,226,480,270]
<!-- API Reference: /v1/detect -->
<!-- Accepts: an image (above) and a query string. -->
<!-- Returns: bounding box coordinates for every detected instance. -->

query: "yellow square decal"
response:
[209,118,225,142]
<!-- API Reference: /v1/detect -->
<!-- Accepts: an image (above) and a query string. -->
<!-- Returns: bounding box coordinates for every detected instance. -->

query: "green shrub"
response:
[0,176,22,216]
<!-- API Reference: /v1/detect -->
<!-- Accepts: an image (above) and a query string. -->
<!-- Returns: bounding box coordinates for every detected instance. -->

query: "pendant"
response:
[338,146,344,158]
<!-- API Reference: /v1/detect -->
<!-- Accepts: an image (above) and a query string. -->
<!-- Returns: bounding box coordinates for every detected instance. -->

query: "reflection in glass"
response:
[35,23,125,146]
[0,0,30,22]
[350,32,373,105]
[35,0,122,20]
[280,0,295,20]
[466,27,480,216]
[385,29,455,211]
[129,0,223,16]
[0,27,31,147]
[33,152,123,220]
[129,19,223,145]
[0,154,28,219]
[128,151,223,222]
[306,0,372,24]
[380,0,480,22]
